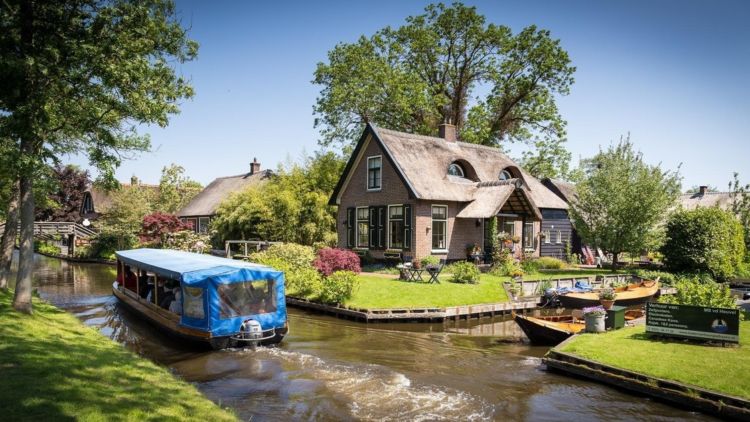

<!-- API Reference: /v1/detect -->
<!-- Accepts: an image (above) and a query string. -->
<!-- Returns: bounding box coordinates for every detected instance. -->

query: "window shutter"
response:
[403,204,412,251]
[346,207,355,248]
[369,206,377,248]
[377,206,386,249]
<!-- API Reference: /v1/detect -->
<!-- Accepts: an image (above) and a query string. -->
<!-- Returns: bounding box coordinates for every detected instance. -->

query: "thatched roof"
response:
[82,183,159,218]
[541,178,577,204]
[330,124,568,217]
[678,191,735,211]
[177,170,272,217]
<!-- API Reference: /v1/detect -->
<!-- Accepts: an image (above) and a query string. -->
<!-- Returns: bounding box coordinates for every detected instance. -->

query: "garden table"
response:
[406,268,424,282]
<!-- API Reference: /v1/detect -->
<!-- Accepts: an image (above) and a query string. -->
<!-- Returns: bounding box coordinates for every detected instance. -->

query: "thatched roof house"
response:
[330,123,575,261]
[679,186,735,211]
[80,176,158,221]
[177,158,271,232]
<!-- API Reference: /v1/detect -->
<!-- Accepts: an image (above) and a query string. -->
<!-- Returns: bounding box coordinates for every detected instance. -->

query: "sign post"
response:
[646,302,740,344]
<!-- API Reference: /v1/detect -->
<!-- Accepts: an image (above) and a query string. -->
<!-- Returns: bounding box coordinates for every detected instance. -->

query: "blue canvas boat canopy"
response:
[115,248,279,285]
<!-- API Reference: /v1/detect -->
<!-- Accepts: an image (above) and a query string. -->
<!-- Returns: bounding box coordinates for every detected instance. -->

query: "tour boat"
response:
[112,248,288,349]
[513,313,585,346]
[556,280,660,309]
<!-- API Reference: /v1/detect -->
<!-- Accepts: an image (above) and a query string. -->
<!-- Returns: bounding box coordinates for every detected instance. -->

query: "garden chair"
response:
[426,259,445,284]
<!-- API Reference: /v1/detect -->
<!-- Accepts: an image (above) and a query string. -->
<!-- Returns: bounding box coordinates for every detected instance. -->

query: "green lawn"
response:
[558,320,750,400]
[0,290,236,422]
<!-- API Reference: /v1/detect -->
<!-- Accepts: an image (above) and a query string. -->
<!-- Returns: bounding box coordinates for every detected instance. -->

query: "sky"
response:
[69,0,750,191]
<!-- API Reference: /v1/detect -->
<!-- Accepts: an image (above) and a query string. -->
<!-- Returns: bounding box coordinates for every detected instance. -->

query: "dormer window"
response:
[447,163,465,177]
[499,169,513,180]
[367,156,382,190]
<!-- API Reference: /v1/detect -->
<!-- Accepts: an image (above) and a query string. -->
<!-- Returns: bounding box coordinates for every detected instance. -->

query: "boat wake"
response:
[251,348,493,421]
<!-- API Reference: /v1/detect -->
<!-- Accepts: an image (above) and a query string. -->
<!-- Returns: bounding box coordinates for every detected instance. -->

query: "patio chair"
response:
[426,259,445,284]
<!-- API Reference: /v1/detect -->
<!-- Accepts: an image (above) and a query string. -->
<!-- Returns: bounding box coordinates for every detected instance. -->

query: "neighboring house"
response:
[329,123,573,262]
[541,178,583,257]
[177,158,272,233]
[679,186,736,211]
[80,176,158,222]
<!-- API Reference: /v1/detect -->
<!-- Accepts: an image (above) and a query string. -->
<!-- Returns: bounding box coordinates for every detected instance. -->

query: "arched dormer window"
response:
[499,169,513,180]
[447,163,465,177]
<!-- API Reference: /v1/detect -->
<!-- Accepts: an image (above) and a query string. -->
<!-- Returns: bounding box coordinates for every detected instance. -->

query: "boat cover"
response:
[115,248,287,336]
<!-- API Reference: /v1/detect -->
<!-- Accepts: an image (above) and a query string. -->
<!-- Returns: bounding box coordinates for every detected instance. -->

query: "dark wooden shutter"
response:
[377,206,386,249]
[403,204,412,251]
[346,207,355,248]
[369,206,377,248]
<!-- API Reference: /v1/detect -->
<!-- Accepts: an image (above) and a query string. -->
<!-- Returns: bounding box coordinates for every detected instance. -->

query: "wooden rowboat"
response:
[556,280,660,309]
[513,313,585,346]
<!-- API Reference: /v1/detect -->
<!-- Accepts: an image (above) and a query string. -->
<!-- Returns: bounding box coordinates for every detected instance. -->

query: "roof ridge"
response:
[212,169,271,180]
[373,125,513,156]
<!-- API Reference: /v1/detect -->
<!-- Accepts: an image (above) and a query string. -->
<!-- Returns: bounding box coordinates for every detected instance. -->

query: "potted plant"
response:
[598,287,617,310]
[511,235,521,244]
[583,306,607,333]
[421,255,440,272]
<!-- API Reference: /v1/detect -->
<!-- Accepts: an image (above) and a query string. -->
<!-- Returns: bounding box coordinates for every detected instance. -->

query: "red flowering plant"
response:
[313,247,361,276]
[141,212,193,247]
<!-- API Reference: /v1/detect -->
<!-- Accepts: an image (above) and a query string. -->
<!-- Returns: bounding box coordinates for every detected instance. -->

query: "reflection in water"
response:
[10,252,714,421]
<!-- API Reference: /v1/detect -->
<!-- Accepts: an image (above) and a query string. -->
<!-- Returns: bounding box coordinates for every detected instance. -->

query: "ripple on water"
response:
[252,348,494,421]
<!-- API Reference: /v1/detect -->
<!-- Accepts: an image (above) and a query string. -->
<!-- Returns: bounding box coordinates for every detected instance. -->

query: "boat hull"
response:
[557,282,660,309]
[113,285,286,349]
[514,314,583,346]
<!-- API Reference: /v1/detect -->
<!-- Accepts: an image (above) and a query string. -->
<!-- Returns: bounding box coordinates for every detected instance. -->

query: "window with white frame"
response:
[367,156,382,190]
[543,229,551,244]
[556,230,562,244]
[356,208,369,248]
[432,205,448,250]
[524,222,535,250]
[388,205,404,248]
[198,217,210,234]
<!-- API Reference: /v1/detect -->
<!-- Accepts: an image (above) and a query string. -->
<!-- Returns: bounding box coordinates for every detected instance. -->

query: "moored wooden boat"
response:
[113,248,288,349]
[513,313,585,346]
[557,280,660,309]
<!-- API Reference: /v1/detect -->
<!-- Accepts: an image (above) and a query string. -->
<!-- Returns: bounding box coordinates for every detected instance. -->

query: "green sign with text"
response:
[646,302,739,343]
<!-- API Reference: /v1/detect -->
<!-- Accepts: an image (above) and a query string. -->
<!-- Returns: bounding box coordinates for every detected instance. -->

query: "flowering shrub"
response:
[598,287,617,300]
[141,212,192,245]
[318,270,358,305]
[313,248,361,276]
[582,306,606,316]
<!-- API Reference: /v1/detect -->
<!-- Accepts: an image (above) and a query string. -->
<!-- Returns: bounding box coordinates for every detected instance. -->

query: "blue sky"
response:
[70,0,750,191]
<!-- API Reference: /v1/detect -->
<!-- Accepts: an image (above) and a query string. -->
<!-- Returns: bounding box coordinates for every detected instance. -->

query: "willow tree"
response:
[569,138,681,268]
[0,0,197,313]
[313,2,575,178]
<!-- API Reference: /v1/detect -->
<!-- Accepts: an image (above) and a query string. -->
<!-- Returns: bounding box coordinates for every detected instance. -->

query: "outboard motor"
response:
[240,319,263,341]
[543,288,561,307]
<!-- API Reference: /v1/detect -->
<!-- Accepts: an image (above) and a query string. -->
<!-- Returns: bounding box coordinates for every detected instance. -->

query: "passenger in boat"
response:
[138,270,149,299]
[168,287,182,315]
[160,285,175,309]
[123,266,138,292]
[151,279,166,305]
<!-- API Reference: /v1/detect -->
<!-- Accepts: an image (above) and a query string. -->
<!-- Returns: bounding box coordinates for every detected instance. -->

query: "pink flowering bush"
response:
[313,247,361,276]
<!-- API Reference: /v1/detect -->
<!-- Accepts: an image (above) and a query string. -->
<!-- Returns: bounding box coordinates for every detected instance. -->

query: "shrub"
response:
[318,270,358,305]
[250,243,316,272]
[659,275,736,308]
[534,256,567,270]
[313,247,361,276]
[661,207,745,280]
[450,261,480,284]
[141,212,193,245]
[252,255,321,298]
[90,230,137,260]
[520,258,540,274]
[634,269,678,287]
[420,255,440,268]
[35,241,62,255]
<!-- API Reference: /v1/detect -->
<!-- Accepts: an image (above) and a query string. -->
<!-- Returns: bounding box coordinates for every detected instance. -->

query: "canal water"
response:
[9,253,714,421]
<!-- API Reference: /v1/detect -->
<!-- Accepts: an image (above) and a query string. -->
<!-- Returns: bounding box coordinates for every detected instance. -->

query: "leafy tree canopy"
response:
[35,164,91,222]
[313,2,575,178]
[730,172,750,255]
[569,137,681,267]
[156,163,202,214]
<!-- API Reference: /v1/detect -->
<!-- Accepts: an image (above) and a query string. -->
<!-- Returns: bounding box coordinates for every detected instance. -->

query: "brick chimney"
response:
[250,157,261,175]
[439,122,457,142]
[699,185,708,195]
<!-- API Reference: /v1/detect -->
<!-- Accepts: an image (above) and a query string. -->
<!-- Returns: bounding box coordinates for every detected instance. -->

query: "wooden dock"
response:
[286,296,539,322]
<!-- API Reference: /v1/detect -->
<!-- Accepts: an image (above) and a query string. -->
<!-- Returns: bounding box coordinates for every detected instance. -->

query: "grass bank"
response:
[558,321,750,399]
[0,290,236,421]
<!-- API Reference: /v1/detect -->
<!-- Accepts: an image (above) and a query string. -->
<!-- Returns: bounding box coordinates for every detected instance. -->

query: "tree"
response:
[730,172,750,255]
[517,136,572,180]
[141,211,192,246]
[569,137,681,268]
[0,0,196,312]
[156,164,203,213]
[35,164,91,222]
[313,2,575,160]
[661,207,745,280]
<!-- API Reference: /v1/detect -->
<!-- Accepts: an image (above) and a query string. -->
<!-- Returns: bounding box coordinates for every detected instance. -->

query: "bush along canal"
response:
[2,253,719,420]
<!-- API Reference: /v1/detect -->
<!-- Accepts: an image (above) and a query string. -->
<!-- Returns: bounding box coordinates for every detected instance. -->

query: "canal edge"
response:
[542,337,750,421]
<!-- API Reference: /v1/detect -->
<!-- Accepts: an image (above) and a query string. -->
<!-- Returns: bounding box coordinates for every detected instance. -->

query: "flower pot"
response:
[600,299,615,310]
[585,313,606,333]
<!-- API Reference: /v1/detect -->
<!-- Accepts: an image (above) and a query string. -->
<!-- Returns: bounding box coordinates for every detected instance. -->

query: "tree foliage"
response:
[141,211,192,246]
[0,0,197,312]
[313,2,575,163]
[156,163,202,214]
[35,164,91,222]
[569,137,681,267]
[730,172,750,255]
[661,207,745,281]
[212,152,344,245]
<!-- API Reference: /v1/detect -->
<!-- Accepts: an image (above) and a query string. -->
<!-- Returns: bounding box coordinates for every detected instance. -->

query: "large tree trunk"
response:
[611,252,619,271]
[12,174,34,313]
[0,180,20,290]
